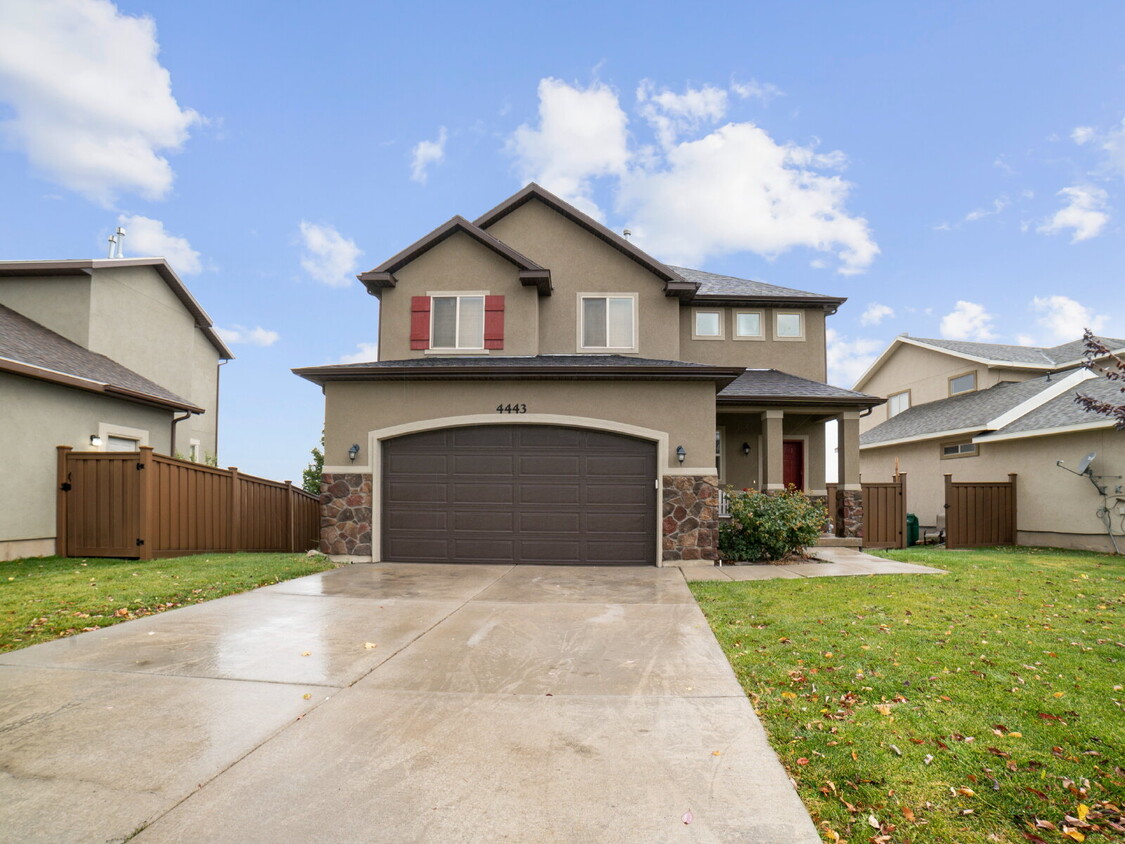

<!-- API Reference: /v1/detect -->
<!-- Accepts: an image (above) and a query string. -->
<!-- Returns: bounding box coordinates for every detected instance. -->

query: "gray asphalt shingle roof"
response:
[905,336,1125,367]
[0,303,197,409]
[990,375,1123,435]
[719,369,880,403]
[668,266,842,302]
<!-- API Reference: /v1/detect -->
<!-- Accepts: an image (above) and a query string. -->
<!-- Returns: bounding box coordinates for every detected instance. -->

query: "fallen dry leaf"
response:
[363,642,377,649]
[1062,828,1086,842]
[302,693,312,700]
[868,814,880,829]
[874,704,892,716]
[301,651,311,657]
[902,806,916,822]
[681,809,693,825]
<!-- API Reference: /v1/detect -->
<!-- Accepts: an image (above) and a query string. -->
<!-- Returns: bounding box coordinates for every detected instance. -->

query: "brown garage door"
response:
[382,425,656,565]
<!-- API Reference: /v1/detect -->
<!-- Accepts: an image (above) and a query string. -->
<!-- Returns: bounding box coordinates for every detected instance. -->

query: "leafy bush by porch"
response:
[718,487,827,562]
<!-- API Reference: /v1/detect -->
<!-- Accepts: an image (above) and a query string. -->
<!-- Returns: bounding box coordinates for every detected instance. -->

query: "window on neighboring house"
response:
[96,423,149,452]
[734,310,763,339]
[431,295,484,349]
[107,435,140,452]
[949,371,977,395]
[188,440,200,462]
[775,311,804,339]
[887,391,910,418]
[579,294,636,351]
[941,441,978,458]
[693,310,723,339]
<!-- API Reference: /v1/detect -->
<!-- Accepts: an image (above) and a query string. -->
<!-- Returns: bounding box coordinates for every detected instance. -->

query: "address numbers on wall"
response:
[496,404,528,414]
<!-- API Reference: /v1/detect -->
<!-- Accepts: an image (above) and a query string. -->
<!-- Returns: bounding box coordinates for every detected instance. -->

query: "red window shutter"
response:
[484,295,505,350]
[410,296,430,350]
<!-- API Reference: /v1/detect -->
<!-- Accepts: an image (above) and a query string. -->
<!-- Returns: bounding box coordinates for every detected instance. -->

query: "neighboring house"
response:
[856,334,1125,552]
[295,184,880,566]
[0,258,232,560]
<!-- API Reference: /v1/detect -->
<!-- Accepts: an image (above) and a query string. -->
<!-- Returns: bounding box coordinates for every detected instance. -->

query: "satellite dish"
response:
[1077,452,1096,474]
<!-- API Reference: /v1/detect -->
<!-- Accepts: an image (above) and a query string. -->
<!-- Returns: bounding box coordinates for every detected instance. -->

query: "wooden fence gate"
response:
[944,473,1017,548]
[826,473,906,549]
[57,446,320,559]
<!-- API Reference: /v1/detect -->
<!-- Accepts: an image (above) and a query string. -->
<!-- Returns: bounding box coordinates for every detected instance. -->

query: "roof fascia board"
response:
[852,337,905,391]
[0,356,201,412]
[973,419,1117,443]
[859,425,985,450]
[983,369,1095,431]
[293,363,744,388]
[901,336,1054,370]
[717,395,884,409]
[472,183,686,285]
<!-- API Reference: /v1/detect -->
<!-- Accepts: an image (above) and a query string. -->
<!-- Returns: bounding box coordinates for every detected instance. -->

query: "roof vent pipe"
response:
[114,226,126,258]
[107,234,117,258]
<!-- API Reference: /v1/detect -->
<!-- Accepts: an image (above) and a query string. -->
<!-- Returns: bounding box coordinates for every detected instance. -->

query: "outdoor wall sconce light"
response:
[348,443,360,462]
[89,435,102,448]
[742,442,751,456]
[676,445,686,464]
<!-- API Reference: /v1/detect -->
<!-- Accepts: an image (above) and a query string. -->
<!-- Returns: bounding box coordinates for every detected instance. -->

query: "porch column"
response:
[836,411,863,538]
[761,409,785,492]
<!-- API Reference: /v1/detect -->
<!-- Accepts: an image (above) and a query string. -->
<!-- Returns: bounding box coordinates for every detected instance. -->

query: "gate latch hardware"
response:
[136,463,145,471]
[60,482,72,491]
[135,538,145,546]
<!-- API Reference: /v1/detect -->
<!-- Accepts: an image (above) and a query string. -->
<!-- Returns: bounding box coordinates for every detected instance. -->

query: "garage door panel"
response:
[382,425,655,565]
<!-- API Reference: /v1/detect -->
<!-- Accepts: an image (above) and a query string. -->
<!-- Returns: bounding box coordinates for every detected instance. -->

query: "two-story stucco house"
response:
[0,258,232,560]
[856,334,1125,552]
[295,184,881,566]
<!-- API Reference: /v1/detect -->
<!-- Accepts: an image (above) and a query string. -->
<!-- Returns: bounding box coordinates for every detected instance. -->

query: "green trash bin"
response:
[906,513,919,547]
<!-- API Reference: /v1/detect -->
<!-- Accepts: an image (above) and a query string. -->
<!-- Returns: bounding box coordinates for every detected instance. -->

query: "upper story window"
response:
[734,310,763,339]
[949,371,977,396]
[887,390,910,418]
[693,310,723,340]
[941,441,978,458]
[411,294,504,352]
[579,294,636,351]
[775,311,805,340]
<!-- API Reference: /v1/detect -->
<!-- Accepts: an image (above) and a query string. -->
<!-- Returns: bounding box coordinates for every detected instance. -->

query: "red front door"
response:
[783,440,805,491]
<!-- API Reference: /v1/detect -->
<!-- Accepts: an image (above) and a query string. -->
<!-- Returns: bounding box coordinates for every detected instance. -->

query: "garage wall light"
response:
[676,445,686,464]
[89,435,103,448]
[348,443,360,462]
[742,442,750,456]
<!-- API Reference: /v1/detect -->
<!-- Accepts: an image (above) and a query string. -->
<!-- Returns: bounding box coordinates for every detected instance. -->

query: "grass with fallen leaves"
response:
[0,552,339,652]
[690,546,1124,843]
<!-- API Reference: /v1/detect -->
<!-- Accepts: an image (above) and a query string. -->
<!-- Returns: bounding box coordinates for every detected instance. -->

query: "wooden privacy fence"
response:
[944,473,1017,549]
[827,473,907,549]
[56,446,320,560]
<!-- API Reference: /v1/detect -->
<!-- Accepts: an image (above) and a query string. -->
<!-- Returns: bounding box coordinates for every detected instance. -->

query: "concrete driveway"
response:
[0,564,819,843]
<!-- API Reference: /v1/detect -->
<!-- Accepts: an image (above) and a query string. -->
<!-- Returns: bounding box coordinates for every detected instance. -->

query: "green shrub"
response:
[718,486,826,562]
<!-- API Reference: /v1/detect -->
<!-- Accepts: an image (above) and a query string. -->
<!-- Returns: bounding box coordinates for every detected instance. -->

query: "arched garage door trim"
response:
[367,414,670,564]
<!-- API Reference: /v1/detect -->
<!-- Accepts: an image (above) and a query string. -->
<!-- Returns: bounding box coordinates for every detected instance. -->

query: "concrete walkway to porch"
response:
[681,546,947,581]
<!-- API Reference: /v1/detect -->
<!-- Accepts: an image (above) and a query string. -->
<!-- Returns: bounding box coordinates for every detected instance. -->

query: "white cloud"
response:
[1071,126,1095,145]
[0,0,201,205]
[117,214,200,273]
[1067,119,1125,179]
[339,342,379,364]
[637,81,728,149]
[940,300,995,341]
[507,78,630,218]
[1029,295,1107,343]
[215,325,279,347]
[730,78,783,104]
[1038,185,1109,243]
[409,126,447,184]
[859,302,894,326]
[298,221,362,287]
[826,328,884,388]
[965,196,1009,222]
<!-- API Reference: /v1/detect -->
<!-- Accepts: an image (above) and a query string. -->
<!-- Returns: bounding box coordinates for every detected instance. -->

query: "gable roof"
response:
[473,183,690,293]
[854,334,1125,390]
[357,216,551,295]
[859,368,1102,448]
[0,303,203,412]
[718,369,882,407]
[0,258,233,359]
[981,373,1122,440]
[670,266,846,311]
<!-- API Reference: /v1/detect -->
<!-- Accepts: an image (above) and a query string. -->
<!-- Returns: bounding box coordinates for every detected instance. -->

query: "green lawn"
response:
[690,546,1125,843]
[1,552,340,652]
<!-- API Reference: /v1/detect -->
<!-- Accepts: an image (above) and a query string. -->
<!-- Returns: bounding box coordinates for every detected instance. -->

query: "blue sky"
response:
[2,0,1123,482]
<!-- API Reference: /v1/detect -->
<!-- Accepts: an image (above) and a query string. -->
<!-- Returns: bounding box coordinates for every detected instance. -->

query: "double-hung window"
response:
[431,295,485,350]
[579,294,636,351]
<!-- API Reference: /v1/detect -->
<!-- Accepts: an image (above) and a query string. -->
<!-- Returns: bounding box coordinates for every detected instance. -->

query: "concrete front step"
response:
[815,535,862,548]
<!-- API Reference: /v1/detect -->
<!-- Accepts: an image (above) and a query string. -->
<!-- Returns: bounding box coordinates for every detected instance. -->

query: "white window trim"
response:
[949,370,977,396]
[692,309,724,341]
[96,422,149,451]
[774,311,805,341]
[426,290,487,351]
[188,438,201,462]
[576,292,639,353]
[733,309,765,341]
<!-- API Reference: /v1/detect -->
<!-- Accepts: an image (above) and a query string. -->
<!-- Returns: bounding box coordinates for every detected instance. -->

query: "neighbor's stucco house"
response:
[0,258,232,560]
[856,334,1125,552]
[294,184,881,566]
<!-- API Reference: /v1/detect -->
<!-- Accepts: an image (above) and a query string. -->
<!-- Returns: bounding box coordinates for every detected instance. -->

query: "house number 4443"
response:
[496,403,527,414]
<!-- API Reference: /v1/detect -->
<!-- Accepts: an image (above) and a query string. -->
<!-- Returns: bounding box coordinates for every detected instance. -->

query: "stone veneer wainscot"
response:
[662,475,719,564]
[321,473,373,557]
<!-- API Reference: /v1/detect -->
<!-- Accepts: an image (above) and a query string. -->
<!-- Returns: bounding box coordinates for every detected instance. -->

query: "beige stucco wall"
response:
[323,379,718,473]
[861,427,1125,551]
[377,232,535,360]
[717,412,828,492]
[483,199,682,359]
[0,373,172,559]
[0,275,92,347]
[678,306,827,379]
[860,344,1041,434]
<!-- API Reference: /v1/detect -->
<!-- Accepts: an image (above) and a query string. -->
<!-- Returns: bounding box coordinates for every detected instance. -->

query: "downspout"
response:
[215,358,228,461]
[170,411,192,457]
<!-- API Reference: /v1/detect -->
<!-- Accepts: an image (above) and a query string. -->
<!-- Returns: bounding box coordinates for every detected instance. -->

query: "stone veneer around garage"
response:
[662,475,719,564]
[320,473,373,557]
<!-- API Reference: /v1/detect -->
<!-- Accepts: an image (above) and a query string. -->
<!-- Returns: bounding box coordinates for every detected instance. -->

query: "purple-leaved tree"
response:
[1077,329,1125,430]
